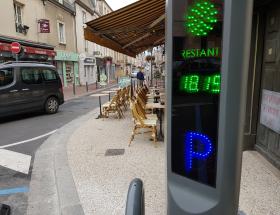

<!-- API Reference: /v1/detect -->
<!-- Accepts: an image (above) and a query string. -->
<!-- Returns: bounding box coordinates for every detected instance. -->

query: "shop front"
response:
[244,0,280,169]
[0,36,55,63]
[55,50,79,87]
[79,55,97,86]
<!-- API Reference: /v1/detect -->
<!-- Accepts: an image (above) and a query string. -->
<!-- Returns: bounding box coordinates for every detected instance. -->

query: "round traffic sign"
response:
[11,42,21,54]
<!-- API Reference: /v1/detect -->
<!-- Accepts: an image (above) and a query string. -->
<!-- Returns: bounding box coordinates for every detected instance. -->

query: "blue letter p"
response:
[185,131,213,172]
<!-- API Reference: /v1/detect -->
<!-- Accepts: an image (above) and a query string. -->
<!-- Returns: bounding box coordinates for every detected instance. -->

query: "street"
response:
[0,93,109,215]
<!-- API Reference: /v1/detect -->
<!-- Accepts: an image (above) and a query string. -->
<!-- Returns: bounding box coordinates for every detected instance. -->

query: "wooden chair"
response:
[129,102,157,146]
[102,94,123,119]
[135,100,157,121]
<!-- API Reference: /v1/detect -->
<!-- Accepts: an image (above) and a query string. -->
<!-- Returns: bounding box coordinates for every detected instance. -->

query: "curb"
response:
[64,83,118,102]
[27,107,100,215]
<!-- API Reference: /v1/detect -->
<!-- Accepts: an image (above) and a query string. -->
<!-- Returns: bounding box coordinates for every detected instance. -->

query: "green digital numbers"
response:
[181,74,221,94]
[211,75,221,93]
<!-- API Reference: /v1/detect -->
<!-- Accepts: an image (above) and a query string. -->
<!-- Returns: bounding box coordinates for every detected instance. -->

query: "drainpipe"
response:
[73,2,79,86]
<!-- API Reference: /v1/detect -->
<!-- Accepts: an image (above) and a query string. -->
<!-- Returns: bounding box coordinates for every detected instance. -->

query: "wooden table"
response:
[90,93,109,119]
[146,103,165,141]
[110,87,121,91]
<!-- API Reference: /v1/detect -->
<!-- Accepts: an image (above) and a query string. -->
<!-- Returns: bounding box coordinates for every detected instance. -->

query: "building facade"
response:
[0,0,56,62]
[0,0,137,88]
[244,0,280,169]
[44,0,79,87]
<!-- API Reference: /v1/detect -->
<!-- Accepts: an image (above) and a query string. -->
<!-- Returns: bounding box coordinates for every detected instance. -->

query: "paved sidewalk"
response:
[63,81,117,101]
[66,110,280,215]
[28,105,280,215]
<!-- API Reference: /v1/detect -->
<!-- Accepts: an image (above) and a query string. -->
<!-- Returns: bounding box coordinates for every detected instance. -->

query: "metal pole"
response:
[86,82,89,92]
[73,82,76,95]
[150,49,153,87]
[0,203,11,215]
[125,178,144,215]
[15,54,19,62]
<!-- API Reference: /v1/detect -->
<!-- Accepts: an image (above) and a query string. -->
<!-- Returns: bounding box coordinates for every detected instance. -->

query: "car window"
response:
[0,68,14,87]
[42,69,58,81]
[21,68,43,85]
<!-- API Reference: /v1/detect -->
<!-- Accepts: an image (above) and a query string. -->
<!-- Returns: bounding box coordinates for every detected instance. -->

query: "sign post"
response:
[166,0,253,214]
[11,42,21,61]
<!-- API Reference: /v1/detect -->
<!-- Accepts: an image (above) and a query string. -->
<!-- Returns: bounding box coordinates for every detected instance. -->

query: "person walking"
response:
[136,69,145,87]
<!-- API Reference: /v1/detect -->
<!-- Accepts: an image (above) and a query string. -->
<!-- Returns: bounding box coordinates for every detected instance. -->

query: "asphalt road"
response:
[0,93,111,215]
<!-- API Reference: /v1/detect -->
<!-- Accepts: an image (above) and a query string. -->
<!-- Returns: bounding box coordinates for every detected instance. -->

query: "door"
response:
[19,67,46,110]
[0,67,23,116]
[256,1,280,168]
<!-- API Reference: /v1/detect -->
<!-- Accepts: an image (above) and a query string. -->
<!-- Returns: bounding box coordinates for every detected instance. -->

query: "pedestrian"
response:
[136,69,145,87]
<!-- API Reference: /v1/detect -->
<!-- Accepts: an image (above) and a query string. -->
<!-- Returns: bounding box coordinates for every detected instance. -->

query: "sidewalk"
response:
[28,107,280,215]
[63,81,117,101]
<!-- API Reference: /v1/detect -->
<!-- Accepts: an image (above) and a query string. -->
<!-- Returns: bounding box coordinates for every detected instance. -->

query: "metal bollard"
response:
[125,178,145,215]
[73,82,76,95]
[86,82,89,92]
[0,204,11,215]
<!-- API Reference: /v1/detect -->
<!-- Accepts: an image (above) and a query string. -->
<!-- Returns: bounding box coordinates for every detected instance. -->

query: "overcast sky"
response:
[106,0,138,10]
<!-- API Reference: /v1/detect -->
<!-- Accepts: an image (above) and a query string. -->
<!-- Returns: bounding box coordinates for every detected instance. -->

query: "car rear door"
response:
[41,68,62,101]
[0,67,23,116]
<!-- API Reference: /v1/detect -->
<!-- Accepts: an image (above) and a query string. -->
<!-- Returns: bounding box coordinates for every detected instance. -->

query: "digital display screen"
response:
[171,0,224,187]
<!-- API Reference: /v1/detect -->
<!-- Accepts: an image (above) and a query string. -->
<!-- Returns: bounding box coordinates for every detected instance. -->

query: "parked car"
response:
[0,61,64,117]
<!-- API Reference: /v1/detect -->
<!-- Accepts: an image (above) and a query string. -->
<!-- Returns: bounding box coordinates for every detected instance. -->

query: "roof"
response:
[0,61,56,69]
[84,0,165,58]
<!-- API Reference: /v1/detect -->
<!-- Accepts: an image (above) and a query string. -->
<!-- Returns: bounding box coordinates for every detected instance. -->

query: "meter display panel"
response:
[172,0,224,187]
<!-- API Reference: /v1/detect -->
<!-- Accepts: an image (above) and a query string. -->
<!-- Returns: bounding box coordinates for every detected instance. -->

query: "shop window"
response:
[82,11,87,23]
[21,68,42,85]
[57,21,66,44]
[84,40,88,52]
[42,69,58,81]
[0,69,14,87]
[92,0,96,7]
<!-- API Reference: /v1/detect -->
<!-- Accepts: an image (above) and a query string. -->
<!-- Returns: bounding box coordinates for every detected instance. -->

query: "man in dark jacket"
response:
[136,69,145,87]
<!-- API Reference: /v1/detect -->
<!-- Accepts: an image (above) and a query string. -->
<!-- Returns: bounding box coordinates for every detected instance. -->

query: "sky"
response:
[106,0,138,10]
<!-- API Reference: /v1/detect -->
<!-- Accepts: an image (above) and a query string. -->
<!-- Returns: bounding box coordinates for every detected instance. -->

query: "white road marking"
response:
[0,149,31,174]
[0,129,57,149]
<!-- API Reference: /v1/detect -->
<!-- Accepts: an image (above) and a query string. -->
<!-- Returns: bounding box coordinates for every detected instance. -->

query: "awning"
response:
[0,42,56,58]
[84,0,165,58]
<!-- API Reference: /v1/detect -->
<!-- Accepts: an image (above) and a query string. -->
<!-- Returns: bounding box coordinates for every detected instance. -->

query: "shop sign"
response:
[55,50,79,61]
[260,89,280,134]
[38,19,50,33]
[84,58,96,64]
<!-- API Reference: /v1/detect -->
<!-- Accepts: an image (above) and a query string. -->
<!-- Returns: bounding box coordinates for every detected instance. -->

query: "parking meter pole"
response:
[125,178,144,215]
[0,203,11,215]
[166,0,253,214]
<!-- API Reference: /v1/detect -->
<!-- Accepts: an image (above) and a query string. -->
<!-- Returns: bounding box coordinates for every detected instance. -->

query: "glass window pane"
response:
[42,69,57,81]
[21,68,42,84]
[0,68,14,87]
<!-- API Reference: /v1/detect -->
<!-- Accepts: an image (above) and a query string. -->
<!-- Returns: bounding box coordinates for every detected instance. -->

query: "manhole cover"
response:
[105,149,125,156]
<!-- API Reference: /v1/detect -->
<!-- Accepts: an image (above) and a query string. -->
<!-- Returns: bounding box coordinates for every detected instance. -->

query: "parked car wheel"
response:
[45,97,59,114]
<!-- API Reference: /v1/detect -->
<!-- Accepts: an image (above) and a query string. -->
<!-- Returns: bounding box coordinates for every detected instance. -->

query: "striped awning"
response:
[84,0,165,58]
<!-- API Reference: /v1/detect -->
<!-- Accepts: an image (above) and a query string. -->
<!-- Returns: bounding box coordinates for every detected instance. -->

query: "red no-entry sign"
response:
[11,42,21,54]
